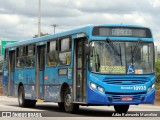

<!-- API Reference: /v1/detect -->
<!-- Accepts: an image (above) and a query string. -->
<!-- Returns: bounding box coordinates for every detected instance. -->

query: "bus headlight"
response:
[152,84,155,89]
[90,82,97,90]
[98,86,104,94]
[147,84,155,93]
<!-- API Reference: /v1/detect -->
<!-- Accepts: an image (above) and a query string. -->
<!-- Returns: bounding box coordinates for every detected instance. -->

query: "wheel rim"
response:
[18,90,23,105]
[65,94,71,107]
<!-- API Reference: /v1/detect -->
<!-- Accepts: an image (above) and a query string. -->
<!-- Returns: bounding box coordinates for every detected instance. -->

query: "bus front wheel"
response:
[64,87,79,113]
[114,105,129,113]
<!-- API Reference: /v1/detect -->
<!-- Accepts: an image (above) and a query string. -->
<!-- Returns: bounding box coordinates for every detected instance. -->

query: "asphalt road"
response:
[0,96,160,120]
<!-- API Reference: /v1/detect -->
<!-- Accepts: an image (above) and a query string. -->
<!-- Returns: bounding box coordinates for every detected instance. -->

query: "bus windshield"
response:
[89,41,154,74]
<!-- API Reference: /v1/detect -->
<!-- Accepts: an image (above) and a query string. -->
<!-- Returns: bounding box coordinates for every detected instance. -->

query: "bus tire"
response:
[28,100,36,108]
[58,102,64,110]
[18,86,28,107]
[114,105,129,113]
[64,87,79,113]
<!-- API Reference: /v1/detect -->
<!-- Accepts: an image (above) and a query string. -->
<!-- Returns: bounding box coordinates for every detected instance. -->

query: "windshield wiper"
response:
[119,43,122,66]
[106,38,122,66]
[130,39,141,64]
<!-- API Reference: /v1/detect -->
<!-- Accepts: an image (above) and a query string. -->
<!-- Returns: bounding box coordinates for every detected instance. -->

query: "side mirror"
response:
[85,44,89,55]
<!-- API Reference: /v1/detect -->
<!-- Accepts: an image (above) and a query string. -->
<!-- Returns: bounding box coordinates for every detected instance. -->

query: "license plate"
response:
[121,96,133,101]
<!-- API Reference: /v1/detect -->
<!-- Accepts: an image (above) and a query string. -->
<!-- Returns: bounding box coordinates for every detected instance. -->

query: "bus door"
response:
[8,50,15,96]
[73,38,87,102]
[36,44,46,99]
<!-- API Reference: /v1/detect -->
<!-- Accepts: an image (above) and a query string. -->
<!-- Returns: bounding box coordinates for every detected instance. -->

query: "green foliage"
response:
[156,58,160,84]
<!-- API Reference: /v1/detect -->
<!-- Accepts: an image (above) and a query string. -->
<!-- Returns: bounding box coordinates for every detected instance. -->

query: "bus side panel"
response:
[15,68,36,100]
[14,69,25,97]
[23,85,36,100]
[44,67,61,102]
[10,71,15,96]
[44,67,72,102]
[57,67,72,101]
[39,71,44,99]
[24,68,36,100]
[2,70,8,96]
[44,85,61,102]
[15,69,25,84]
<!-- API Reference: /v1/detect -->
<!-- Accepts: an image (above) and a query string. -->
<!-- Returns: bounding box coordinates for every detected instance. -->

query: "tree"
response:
[156,58,160,83]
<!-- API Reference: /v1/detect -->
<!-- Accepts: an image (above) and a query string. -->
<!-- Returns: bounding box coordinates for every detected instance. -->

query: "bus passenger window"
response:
[47,53,58,66]
[16,58,25,68]
[26,56,34,68]
[25,45,35,68]
[58,37,71,66]
[59,52,71,65]
[46,40,58,66]
[16,46,26,69]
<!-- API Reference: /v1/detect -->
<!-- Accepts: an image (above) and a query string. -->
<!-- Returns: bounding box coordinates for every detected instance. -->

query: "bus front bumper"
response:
[87,86,155,105]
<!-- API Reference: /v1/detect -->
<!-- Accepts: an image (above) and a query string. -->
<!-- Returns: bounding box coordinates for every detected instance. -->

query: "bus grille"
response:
[103,77,149,85]
[111,95,141,102]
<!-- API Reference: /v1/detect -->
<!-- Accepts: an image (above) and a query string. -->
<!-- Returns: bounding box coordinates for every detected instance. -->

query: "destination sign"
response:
[112,28,132,36]
[92,27,152,38]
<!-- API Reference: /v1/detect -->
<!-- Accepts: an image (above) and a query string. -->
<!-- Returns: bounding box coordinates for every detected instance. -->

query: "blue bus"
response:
[2,24,155,113]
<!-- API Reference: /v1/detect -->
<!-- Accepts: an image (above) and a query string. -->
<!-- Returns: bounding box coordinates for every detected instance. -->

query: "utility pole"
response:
[38,0,41,37]
[51,24,58,33]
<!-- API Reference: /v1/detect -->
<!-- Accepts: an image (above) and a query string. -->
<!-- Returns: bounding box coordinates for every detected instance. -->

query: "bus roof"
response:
[4,24,149,49]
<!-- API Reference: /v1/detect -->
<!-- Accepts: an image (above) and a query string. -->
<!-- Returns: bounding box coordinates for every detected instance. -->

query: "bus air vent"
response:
[103,77,149,85]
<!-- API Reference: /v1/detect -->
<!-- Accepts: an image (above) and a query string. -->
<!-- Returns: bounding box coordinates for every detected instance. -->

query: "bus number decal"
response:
[133,86,146,91]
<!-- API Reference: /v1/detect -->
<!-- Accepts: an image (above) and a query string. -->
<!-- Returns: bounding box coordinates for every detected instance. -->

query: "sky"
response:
[0,0,160,51]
